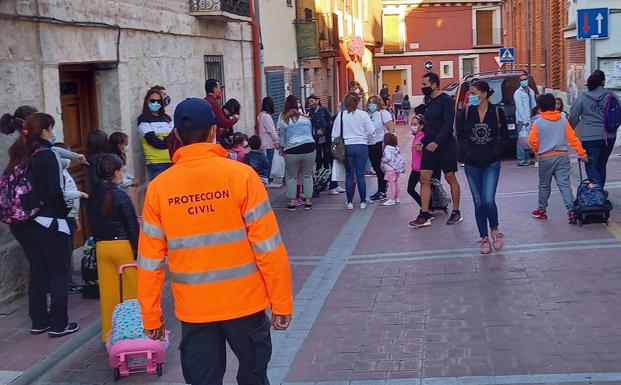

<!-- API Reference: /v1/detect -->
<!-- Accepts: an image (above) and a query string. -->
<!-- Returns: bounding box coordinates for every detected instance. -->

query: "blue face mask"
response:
[520,80,529,88]
[368,103,378,113]
[148,102,161,112]
[49,134,57,144]
[468,94,480,106]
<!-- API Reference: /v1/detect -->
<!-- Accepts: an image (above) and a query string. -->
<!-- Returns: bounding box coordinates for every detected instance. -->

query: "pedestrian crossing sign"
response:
[499,48,515,63]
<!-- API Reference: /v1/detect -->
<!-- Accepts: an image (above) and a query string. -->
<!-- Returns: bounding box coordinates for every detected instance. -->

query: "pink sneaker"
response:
[491,231,504,251]
[480,237,492,255]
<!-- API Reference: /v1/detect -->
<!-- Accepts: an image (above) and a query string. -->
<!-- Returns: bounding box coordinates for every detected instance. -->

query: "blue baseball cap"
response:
[173,98,217,132]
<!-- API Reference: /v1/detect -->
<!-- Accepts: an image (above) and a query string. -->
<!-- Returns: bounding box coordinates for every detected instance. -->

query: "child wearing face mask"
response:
[229,132,250,163]
[407,115,426,208]
[109,132,138,190]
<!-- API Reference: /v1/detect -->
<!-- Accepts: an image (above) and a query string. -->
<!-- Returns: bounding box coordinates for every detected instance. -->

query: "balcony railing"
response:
[383,32,404,53]
[190,0,251,22]
[472,28,502,46]
[317,13,339,57]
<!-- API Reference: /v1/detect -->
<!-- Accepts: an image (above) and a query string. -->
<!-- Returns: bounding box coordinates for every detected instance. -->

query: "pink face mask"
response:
[411,125,419,135]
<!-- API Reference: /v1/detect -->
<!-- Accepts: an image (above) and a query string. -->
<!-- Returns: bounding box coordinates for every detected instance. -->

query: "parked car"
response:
[454,70,539,153]
[442,82,460,99]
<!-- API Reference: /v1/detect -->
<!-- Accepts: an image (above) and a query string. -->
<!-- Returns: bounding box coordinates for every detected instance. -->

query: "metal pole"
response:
[542,0,548,88]
[526,0,531,74]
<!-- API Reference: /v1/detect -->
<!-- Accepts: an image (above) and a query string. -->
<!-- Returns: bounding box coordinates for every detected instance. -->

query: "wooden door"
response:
[59,69,98,248]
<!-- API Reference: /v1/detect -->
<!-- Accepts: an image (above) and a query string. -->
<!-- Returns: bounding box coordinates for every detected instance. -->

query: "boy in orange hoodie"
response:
[529,94,589,223]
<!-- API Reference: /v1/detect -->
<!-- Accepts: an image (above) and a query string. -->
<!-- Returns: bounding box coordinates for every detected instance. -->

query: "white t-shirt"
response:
[331,110,375,146]
[369,109,393,144]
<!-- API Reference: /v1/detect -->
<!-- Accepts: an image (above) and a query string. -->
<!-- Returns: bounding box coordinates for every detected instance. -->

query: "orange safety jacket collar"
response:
[172,142,229,164]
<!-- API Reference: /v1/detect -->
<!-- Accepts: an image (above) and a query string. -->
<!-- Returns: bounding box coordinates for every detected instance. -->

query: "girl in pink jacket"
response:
[407,114,426,208]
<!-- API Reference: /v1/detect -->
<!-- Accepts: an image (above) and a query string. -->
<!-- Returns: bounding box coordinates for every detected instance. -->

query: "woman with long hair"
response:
[89,153,139,342]
[459,80,508,254]
[278,95,316,210]
[258,97,280,180]
[1,105,88,165]
[6,113,79,337]
[138,88,173,180]
[332,94,375,209]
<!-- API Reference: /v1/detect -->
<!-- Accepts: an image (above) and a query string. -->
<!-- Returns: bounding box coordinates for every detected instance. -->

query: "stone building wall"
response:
[0,0,256,303]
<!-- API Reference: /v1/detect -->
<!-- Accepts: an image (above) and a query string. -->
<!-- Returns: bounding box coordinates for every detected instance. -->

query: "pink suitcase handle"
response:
[119,263,138,302]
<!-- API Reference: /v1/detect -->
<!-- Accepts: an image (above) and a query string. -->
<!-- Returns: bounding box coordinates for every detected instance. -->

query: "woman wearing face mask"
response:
[6,113,79,337]
[89,153,139,342]
[459,80,508,254]
[367,96,397,202]
[138,88,173,181]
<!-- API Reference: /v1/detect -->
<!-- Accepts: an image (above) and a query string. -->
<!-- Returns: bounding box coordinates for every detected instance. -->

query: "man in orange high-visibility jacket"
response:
[137,98,293,385]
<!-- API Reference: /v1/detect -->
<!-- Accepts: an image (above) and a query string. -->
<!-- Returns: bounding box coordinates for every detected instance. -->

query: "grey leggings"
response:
[284,151,316,200]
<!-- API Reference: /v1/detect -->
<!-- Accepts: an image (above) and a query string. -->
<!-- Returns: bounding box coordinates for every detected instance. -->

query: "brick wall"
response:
[502,0,569,91]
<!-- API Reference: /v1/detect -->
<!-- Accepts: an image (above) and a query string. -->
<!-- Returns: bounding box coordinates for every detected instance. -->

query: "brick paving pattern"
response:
[2,131,621,385]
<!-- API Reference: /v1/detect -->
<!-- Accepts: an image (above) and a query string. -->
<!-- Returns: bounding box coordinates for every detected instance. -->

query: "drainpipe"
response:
[525,0,531,74]
[250,0,262,134]
[542,0,548,88]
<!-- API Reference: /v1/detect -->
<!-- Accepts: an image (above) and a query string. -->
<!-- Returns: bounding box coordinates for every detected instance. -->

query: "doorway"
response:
[59,66,98,247]
[382,69,405,97]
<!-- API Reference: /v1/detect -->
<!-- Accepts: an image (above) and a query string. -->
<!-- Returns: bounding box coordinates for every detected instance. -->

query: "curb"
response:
[8,321,101,385]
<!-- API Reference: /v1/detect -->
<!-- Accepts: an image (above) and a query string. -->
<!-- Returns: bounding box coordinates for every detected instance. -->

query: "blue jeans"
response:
[465,161,500,238]
[266,149,275,179]
[345,144,368,203]
[581,139,615,187]
[147,163,171,181]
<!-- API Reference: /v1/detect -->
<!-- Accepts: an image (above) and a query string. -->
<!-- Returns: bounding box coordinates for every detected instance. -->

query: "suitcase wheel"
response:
[157,363,163,377]
[113,368,120,381]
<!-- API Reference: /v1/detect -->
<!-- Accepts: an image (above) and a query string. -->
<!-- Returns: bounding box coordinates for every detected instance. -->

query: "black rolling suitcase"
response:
[573,159,612,226]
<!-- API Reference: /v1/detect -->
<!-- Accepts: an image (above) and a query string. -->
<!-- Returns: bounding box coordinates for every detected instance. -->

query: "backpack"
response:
[430,178,451,210]
[0,147,46,224]
[575,180,607,209]
[394,149,406,173]
[604,92,621,133]
[401,99,411,110]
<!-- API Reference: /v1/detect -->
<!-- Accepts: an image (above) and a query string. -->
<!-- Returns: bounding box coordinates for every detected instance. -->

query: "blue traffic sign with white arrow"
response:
[577,8,609,40]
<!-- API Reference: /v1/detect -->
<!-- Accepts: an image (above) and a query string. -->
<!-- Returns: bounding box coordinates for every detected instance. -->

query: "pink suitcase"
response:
[106,263,170,381]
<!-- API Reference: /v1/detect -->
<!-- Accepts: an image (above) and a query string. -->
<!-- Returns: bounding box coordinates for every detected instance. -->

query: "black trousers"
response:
[368,142,386,194]
[408,169,442,209]
[180,311,272,385]
[10,220,71,332]
[407,171,422,207]
[315,142,332,171]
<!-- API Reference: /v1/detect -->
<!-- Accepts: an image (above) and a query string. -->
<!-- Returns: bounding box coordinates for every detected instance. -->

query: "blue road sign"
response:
[577,8,609,40]
[499,48,515,63]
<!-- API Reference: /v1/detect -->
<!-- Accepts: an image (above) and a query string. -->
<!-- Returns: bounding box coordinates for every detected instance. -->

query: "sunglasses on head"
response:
[149,99,162,104]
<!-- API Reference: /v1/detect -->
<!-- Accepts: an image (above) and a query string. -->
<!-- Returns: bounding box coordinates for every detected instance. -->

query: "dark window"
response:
[205,55,225,102]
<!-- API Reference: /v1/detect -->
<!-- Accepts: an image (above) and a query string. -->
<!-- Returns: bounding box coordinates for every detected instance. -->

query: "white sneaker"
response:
[335,186,346,193]
[328,188,340,195]
[346,202,354,210]
[267,182,283,189]
[360,202,368,210]
[396,199,401,204]
[382,199,396,206]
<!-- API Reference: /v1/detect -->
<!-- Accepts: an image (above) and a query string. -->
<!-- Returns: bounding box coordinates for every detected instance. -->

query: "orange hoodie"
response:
[528,110,586,158]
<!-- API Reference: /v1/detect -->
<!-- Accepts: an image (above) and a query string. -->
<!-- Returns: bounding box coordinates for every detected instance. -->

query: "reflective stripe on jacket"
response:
[137,142,293,329]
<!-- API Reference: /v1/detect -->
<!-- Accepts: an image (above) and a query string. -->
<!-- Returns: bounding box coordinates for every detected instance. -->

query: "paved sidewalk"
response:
[7,129,621,385]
